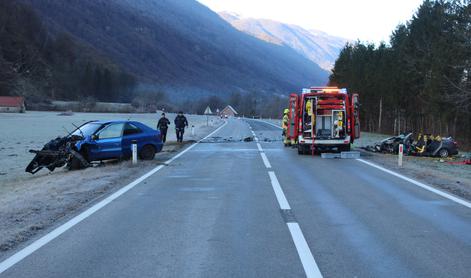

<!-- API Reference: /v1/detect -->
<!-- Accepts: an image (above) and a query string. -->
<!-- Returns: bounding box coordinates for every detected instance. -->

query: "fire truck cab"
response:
[296,87,360,154]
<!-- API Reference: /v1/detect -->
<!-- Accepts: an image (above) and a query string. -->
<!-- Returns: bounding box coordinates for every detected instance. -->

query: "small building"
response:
[220,105,238,118]
[0,96,26,113]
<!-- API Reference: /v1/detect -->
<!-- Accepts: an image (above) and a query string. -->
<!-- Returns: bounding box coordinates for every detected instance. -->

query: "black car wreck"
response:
[364,133,459,158]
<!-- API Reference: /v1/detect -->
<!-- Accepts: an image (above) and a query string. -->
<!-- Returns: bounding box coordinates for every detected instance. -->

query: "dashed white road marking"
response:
[287,223,323,278]
[268,171,291,210]
[357,158,471,209]
[260,152,272,168]
[0,121,228,274]
[256,143,263,152]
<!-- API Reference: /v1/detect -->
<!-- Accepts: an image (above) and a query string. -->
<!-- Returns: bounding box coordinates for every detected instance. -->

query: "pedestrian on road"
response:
[157,113,170,143]
[174,111,188,143]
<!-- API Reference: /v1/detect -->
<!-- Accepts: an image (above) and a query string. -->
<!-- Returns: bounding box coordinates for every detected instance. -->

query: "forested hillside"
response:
[330,0,471,144]
[0,1,136,103]
[25,0,328,99]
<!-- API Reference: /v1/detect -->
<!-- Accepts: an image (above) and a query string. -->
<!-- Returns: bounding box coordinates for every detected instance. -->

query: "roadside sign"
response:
[204,106,212,115]
[204,106,212,126]
[398,144,403,167]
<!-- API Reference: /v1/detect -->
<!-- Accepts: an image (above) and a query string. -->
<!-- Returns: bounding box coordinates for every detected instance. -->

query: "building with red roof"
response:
[0,96,26,113]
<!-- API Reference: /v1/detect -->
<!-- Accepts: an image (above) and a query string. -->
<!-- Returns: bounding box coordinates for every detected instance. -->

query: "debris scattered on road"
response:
[201,136,257,143]
[321,151,360,159]
[448,159,471,165]
[243,136,254,142]
[340,151,361,159]
[321,153,341,159]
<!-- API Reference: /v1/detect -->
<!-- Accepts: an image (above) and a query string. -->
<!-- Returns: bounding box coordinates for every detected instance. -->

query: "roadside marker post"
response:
[191,125,195,136]
[132,140,138,165]
[398,144,403,167]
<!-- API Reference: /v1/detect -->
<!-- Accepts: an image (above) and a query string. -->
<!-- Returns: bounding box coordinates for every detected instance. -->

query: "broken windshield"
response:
[70,123,102,137]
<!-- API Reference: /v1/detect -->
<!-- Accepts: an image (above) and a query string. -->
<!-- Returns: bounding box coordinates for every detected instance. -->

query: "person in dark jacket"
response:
[174,111,188,143]
[157,113,171,143]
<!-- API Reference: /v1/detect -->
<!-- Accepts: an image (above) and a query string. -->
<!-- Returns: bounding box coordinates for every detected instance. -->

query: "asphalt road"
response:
[1,119,470,277]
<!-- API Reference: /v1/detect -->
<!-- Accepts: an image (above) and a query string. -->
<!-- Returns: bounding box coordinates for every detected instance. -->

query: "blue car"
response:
[67,120,163,168]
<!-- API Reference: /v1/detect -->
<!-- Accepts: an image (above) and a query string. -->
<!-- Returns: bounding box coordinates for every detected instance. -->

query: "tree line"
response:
[0,1,136,103]
[329,0,471,145]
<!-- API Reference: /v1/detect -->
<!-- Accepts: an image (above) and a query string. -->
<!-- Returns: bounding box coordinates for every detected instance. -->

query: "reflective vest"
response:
[306,100,313,116]
[282,114,289,129]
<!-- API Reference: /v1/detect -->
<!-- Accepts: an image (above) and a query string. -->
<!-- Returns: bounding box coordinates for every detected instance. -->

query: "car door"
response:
[95,123,125,160]
[121,123,144,158]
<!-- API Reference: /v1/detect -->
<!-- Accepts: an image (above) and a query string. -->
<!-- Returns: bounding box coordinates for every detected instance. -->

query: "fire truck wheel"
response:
[297,145,304,155]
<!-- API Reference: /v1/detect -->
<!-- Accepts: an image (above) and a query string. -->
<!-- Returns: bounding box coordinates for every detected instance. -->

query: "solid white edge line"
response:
[287,223,323,278]
[256,143,263,152]
[356,158,471,209]
[0,121,229,274]
[260,152,272,168]
[268,171,291,210]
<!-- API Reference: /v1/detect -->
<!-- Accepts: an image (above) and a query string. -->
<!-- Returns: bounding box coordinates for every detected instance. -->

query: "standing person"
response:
[174,111,188,143]
[282,109,289,146]
[157,113,170,143]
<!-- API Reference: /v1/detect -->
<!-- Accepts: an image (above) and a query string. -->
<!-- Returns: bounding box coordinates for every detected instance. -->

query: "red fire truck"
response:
[287,87,360,154]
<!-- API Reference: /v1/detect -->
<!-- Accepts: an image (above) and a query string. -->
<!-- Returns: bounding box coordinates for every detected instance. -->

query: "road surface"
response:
[1,119,470,277]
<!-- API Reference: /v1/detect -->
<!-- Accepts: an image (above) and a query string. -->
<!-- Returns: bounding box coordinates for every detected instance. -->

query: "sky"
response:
[197,0,423,43]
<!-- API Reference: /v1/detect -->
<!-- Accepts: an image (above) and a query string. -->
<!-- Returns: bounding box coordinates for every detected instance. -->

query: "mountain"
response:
[22,0,329,99]
[219,12,348,71]
[0,1,136,102]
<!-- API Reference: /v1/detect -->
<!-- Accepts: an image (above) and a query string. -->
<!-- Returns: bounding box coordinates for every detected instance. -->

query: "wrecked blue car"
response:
[26,120,163,173]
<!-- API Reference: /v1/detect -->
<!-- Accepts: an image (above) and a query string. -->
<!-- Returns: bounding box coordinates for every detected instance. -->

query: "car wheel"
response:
[140,145,156,160]
[67,149,89,170]
[438,148,449,158]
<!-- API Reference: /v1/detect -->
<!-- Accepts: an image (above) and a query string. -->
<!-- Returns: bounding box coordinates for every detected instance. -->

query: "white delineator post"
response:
[132,140,138,165]
[191,125,195,136]
[398,143,403,167]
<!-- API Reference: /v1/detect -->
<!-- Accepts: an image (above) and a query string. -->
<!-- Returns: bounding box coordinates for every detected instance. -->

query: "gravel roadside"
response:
[354,132,471,201]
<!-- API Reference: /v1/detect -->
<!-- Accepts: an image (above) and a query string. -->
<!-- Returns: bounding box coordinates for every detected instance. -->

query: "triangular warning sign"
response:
[204,106,212,115]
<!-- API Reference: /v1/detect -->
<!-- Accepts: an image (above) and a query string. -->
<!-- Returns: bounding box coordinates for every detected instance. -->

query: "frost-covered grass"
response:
[0,111,222,184]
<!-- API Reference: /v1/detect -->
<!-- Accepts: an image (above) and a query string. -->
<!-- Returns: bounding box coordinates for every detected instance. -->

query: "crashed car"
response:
[26,120,163,174]
[411,135,459,158]
[363,133,458,158]
[371,133,414,154]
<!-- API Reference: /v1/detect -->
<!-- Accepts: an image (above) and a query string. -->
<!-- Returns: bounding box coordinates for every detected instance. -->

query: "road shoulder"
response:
[0,124,222,260]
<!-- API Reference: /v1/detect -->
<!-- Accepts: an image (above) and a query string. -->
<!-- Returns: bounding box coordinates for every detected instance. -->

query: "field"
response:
[0,111,224,255]
[0,111,221,184]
